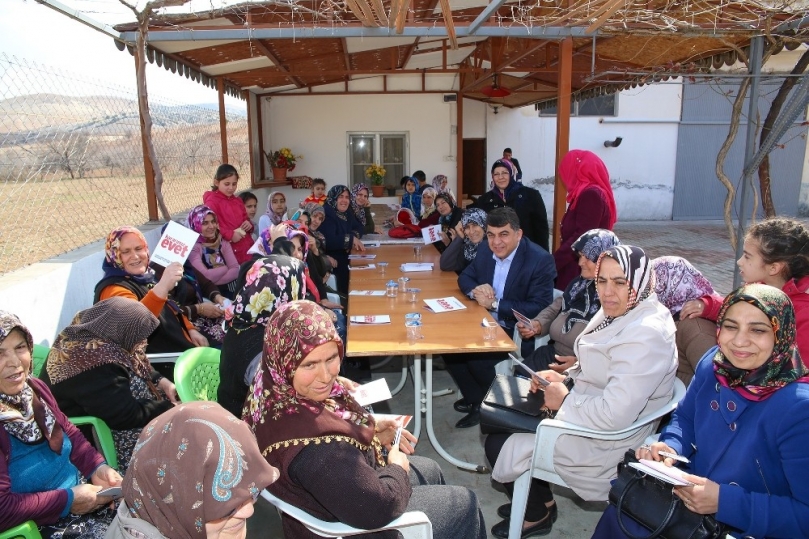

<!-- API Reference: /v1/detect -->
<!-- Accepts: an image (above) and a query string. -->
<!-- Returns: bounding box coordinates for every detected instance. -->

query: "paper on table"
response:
[372,413,413,428]
[349,254,377,260]
[150,221,199,268]
[629,460,694,486]
[423,297,467,313]
[349,315,391,324]
[364,241,381,248]
[349,290,387,296]
[400,263,434,272]
[349,264,377,271]
[421,225,442,244]
[350,378,392,406]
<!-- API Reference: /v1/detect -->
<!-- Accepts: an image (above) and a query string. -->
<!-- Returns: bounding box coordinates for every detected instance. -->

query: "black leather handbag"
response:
[608,451,725,539]
[479,374,552,434]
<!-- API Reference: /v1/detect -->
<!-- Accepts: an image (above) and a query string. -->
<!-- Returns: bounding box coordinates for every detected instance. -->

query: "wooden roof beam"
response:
[438,0,458,50]
[341,38,352,81]
[498,40,547,71]
[253,40,305,88]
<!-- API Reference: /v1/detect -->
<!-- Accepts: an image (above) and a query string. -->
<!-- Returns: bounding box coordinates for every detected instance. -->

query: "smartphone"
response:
[97,486,123,499]
[510,354,550,386]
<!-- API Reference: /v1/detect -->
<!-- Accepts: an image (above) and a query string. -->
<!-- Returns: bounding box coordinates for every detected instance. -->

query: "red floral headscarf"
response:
[559,149,617,228]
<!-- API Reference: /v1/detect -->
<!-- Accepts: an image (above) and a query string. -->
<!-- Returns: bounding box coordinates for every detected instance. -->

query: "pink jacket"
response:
[202,190,254,263]
[188,240,240,286]
[701,275,809,358]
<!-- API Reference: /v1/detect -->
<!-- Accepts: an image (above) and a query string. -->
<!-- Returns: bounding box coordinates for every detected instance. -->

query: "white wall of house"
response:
[258,78,683,220]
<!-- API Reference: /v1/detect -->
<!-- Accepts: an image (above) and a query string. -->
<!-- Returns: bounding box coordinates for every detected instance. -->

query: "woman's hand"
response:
[321,299,343,310]
[530,370,565,393]
[453,221,465,239]
[70,484,106,515]
[213,294,226,306]
[352,237,365,252]
[549,355,577,373]
[543,382,569,410]
[309,236,320,255]
[680,299,706,319]
[270,224,287,243]
[517,320,541,338]
[327,256,339,268]
[188,329,208,347]
[91,465,122,488]
[674,475,720,515]
[638,441,680,466]
[153,262,184,299]
[387,443,410,473]
[240,220,253,232]
[336,376,358,391]
[231,228,246,242]
[374,226,384,234]
[197,302,222,319]
[158,377,180,404]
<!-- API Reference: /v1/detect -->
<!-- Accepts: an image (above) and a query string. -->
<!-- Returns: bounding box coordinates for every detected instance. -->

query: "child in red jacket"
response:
[202,164,254,264]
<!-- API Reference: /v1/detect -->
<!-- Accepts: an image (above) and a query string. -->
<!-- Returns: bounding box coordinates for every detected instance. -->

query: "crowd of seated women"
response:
[3,153,809,539]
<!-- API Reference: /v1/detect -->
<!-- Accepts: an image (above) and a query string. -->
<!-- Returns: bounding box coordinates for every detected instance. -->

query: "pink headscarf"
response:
[559,150,617,228]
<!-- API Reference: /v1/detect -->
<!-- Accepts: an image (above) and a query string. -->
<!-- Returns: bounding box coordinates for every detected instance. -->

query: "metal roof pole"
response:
[733,35,764,289]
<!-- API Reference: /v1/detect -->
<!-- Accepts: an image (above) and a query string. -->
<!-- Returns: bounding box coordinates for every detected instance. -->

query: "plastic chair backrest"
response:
[70,415,118,470]
[174,347,221,402]
[31,344,50,378]
[0,521,43,539]
[260,490,432,539]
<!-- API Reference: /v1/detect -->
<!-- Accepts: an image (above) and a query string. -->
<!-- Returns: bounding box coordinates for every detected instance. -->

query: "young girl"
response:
[694,217,809,357]
[258,190,288,236]
[401,176,422,217]
[238,191,259,238]
[202,164,254,264]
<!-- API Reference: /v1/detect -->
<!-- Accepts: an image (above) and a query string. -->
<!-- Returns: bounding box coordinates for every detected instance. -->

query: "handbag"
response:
[479,374,552,434]
[608,451,725,539]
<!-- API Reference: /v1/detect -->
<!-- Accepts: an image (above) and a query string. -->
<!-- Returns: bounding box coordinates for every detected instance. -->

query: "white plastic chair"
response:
[261,489,433,539]
[507,378,687,539]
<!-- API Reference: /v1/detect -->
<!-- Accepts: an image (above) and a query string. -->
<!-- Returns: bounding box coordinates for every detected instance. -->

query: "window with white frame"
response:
[348,133,408,187]
[536,94,618,117]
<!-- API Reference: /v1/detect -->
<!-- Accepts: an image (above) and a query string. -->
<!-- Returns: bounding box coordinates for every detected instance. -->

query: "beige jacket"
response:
[492,294,677,501]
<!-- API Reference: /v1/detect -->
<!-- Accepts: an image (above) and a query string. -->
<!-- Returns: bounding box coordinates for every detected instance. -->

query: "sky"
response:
[0,0,245,110]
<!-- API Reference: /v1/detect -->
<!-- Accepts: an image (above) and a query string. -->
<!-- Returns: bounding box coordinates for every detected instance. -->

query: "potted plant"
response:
[365,163,386,197]
[264,148,301,181]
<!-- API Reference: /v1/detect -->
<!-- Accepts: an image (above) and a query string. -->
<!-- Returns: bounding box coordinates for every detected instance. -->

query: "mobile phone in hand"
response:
[510,355,550,386]
[97,486,123,500]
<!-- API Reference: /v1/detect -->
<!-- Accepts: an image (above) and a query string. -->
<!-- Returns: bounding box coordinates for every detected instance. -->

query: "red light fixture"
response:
[481,74,511,98]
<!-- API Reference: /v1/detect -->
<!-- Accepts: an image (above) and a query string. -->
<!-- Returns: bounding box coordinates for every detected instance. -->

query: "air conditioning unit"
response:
[443,94,457,103]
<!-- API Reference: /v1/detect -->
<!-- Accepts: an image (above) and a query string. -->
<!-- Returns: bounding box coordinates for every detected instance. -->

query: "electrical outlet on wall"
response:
[444,155,456,161]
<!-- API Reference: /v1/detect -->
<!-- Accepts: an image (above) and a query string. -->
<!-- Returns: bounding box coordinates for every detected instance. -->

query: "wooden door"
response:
[462,138,487,201]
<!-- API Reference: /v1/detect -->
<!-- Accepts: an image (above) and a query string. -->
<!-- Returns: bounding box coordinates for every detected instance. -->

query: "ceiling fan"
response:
[480,74,511,98]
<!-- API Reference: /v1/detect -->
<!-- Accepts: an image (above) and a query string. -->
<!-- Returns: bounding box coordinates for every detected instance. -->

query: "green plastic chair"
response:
[31,344,50,378]
[0,521,42,539]
[174,347,221,402]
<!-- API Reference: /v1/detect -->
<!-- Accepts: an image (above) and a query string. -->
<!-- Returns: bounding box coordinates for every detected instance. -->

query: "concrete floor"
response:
[246,219,741,538]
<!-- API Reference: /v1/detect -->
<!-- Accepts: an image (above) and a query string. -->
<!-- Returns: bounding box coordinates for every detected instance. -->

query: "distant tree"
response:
[44,134,91,179]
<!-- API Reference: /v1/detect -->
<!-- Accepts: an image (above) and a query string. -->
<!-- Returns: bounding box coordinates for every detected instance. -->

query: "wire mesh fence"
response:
[0,53,250,276]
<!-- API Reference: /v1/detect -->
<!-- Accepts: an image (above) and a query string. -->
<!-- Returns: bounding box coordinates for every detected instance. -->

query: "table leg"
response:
[389,357,409,397]
[412,355,422,441]
[424,354,490,473]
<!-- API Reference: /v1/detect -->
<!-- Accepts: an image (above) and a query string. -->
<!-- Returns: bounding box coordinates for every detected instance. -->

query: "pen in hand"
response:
[659,450,690,464]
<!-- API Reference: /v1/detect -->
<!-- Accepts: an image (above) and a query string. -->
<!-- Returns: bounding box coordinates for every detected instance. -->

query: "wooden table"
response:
[346,243,516,472]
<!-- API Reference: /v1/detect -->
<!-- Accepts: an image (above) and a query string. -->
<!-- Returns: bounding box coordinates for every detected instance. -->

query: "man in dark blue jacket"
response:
[448,207,555,427]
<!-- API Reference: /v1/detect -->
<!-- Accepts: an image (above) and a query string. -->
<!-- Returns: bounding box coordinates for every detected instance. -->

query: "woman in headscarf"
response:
[593,283,809,539]
[42,298,175,474]
[472,159,550,251]
[439,208,487,273]
[351,183,382,235]
[553,150,618,289]
[94,226,207,353]
[105,401,279,539]
[320,185,365,294]
[432,174,456,203]
[485,245,677,538]
[186,205,240,299]
[653,256,725,385]
[302,202,336,286]
[217,254,306,417]
[417,187,440,227]
[516,229,620,374]
[436,192,462,232]
[0,311,122,537]
[244,301,487,539]
[257,190,288,236]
